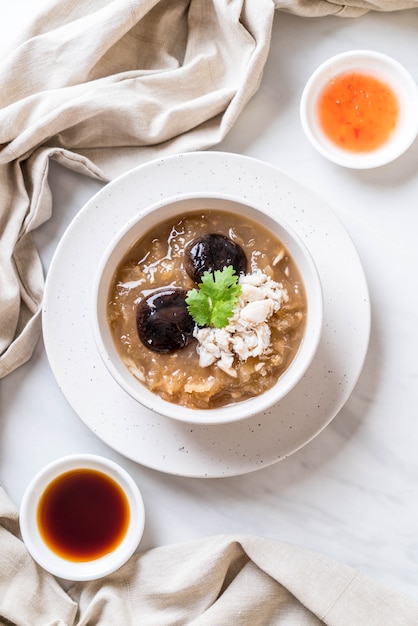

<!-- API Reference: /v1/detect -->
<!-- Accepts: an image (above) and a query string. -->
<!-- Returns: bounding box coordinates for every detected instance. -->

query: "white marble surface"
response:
[1,1,418,603]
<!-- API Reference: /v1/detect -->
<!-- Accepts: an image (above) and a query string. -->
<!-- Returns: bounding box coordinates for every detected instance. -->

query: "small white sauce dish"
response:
[19,454,145,581]
[300,50,418,169]
[91,192,323,426]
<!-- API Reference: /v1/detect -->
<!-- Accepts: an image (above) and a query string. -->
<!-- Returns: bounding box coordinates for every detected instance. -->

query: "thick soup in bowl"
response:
[93,194,323,424]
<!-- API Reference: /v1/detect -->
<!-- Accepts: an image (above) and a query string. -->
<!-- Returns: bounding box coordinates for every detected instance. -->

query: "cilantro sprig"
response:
[186,265,242,328]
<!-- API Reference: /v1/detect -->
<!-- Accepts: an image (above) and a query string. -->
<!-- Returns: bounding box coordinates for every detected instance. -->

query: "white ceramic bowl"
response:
[300,50,418,169]
[92,192,323,425]
[19,454,145,581]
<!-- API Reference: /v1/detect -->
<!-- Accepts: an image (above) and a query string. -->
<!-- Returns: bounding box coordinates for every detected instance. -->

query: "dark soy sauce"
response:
[37,469,130,561]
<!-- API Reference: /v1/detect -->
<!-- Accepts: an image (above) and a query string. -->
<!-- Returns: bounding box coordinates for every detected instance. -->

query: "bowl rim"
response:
[19,454,145,581]
[300,49,418,169]
[91,191,324,425]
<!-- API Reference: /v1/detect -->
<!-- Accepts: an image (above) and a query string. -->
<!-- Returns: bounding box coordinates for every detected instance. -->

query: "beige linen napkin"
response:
[274,0,418,17]
[1,486,418,625]
[0,0,275,378]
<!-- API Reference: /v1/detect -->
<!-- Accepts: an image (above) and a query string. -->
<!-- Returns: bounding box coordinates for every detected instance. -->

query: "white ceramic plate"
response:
[42,151,370,478]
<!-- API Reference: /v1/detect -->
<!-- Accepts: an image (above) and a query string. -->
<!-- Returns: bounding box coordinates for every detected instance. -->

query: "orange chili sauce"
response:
[317,72,399,152]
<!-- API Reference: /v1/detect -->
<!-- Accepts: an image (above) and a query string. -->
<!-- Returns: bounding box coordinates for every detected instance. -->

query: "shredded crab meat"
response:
[193,270,288,377]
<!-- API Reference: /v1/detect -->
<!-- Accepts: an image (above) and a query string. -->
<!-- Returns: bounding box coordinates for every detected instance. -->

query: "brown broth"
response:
[37,469,130,562]
[107,210,307,409]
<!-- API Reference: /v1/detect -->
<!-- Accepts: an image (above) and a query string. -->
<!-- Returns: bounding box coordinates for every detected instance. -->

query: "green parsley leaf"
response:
[186,265,242,328]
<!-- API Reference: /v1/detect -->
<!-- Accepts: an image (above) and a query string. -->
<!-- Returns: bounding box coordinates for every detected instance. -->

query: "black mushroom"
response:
[136,288,195,353]
[184,233,247,283]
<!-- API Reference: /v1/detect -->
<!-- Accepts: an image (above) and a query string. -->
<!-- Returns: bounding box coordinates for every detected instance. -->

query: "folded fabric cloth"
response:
[0,0,275,378]
[1,486,418,625]
[274,0,418,17]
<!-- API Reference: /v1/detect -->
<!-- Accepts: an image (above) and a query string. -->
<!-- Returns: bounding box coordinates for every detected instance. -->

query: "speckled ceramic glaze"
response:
[42,152,370,478]
[92,192,323,425]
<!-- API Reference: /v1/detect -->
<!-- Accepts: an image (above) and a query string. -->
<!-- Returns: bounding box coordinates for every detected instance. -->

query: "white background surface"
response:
[1,1,418,602]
